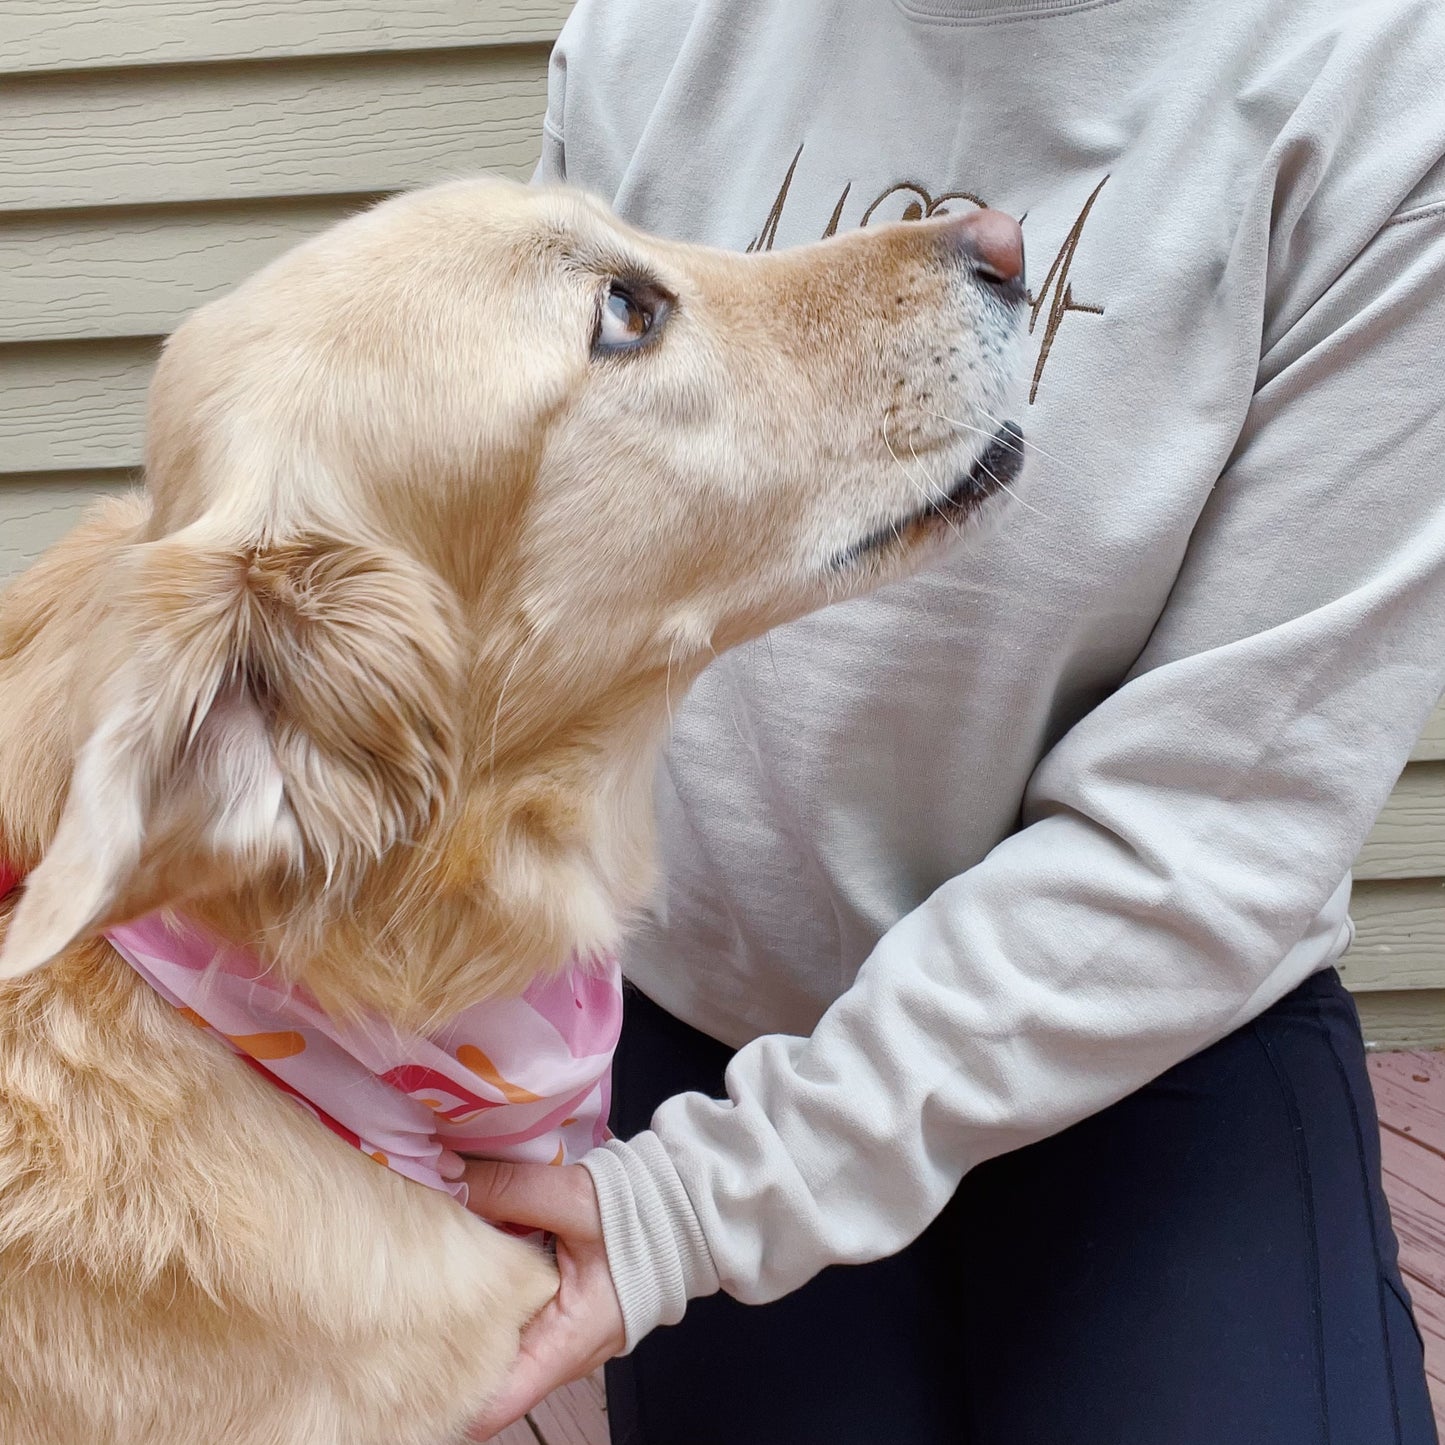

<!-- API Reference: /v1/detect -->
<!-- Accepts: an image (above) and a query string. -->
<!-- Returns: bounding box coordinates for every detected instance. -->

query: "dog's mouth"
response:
[834,421,1025,569]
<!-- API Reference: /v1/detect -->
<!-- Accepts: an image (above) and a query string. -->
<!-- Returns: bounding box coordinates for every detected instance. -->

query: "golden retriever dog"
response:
[0,177,1024,1444]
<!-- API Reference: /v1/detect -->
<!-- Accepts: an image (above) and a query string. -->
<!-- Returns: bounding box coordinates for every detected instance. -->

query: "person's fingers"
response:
[465,1308,600,1440]
[437,1149,466,1181]
[459,1164,621,1440]
[465,1344,559,1440]
[462,1160,600,1237]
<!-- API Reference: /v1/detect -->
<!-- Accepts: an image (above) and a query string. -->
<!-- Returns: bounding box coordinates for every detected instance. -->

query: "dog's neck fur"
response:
[0,495,667,1031]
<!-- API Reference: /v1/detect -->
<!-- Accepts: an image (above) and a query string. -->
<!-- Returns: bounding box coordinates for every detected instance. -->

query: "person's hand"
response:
[459,1158,626,1440]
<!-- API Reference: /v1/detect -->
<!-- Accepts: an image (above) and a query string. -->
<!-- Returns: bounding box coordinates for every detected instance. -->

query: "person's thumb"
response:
[462,1159,599,1237]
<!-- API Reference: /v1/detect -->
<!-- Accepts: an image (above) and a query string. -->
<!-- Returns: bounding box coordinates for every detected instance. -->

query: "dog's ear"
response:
[0,530,461,980]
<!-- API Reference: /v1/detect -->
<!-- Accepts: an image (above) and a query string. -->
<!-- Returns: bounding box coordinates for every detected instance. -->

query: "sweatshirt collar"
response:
[894,0,1123,21]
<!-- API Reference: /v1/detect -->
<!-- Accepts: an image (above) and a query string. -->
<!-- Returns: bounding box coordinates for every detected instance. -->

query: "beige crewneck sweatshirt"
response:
[534,0,1445,1347]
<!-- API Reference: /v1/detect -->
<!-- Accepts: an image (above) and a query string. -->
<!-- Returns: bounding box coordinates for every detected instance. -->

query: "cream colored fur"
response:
[0,178,1019,1443]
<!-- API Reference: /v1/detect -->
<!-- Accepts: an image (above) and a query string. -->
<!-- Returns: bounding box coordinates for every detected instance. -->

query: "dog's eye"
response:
[595,284,655,352]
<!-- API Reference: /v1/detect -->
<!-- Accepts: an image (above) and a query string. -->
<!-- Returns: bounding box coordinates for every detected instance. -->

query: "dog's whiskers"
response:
[926,410,1017,450]
[762,631,786,692]
[907,438,971,543]
[922,409,1061,523]
[927,406,1074,483]
[884,414,965,541]
[977,461,1051,521]
[664,635,679,729]
[975,404,1077,474]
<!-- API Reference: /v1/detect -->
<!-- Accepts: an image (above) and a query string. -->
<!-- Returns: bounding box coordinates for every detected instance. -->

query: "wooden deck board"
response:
[527,1373,610,1445]
[1380,1133,1445,1298]
[490,1420,542,1445]
[477,1372,608,1445]
[1371,1050,1445,1440]
[492,1054,1445,1444]
[1372,1050,1445,1157]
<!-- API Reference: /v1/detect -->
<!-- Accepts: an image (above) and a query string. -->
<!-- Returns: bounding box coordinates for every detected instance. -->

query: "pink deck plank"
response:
[477,1373,608,1445]
[1408,1272,1445,1418]
[1408,1268,1445,1337]
[484,1420,539,1445]
[1380,1130,1445,1297]
[1372,1050,1445,1158]
[527,1373,610,1445]
[1371,1050,1445,1439]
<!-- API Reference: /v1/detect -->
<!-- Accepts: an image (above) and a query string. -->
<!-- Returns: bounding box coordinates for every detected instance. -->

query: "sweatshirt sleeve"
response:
[531,29,566,186]
[582,194,1445,1348]
[528,0,702,197]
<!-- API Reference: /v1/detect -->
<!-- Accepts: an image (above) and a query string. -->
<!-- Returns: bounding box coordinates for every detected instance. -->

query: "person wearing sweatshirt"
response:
[462,1,1445,1440]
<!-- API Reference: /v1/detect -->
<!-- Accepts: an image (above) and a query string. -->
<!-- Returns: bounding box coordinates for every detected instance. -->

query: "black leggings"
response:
[604,968,1437,1445]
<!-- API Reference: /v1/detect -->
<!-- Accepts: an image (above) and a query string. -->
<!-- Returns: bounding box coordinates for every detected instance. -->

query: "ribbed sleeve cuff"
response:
[581,1131,720,1351]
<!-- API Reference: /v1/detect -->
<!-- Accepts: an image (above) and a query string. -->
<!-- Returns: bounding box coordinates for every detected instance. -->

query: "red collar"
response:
[0,861,21,903]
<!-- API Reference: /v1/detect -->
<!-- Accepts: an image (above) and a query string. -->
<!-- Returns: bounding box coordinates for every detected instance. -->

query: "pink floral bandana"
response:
[0,864,621,1204]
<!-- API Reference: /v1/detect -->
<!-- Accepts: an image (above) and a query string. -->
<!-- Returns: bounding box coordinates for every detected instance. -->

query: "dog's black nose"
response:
[942,209,1026,299]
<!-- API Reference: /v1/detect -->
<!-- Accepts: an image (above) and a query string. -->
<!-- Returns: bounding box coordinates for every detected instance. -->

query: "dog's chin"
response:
[831,421,1025,573]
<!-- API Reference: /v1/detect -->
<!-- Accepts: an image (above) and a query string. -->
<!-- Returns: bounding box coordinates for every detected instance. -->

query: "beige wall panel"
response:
[1356,990,1445,1051]
[0,471,134,580]
[1,48,548,214]
[1357,764,1445,882]
[6,0,572,73]
[0,198,387,343]
[0,341,157,474]
[1342,879,1445,992]
[1413,699,1445,762]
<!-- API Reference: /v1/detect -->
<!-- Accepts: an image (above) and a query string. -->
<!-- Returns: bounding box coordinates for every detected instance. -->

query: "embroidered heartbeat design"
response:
[746,144,1108,405]
[1026,175,1108,404]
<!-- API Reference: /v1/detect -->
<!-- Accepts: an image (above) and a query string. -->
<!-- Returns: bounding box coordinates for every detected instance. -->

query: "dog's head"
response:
[0,178,1025,1019]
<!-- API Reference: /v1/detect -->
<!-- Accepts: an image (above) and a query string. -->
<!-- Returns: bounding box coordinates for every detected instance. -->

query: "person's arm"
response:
[458,14,1445,1428]
[532,68,565,186]
[581,190,1445,1346]
[529,0,697,195]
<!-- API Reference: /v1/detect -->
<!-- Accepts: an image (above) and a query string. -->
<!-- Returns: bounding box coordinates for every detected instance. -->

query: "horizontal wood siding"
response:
[1358,992,1445,1052]
[0,0,1440,1047]
[1345,879,1445,993]
[0,472,134,578]
[0,340,158,474]
[0,197,388,344]
[1414,705,1445,763]
[1357,764,1445,882]
[7,0,574,73]
[1,49,548,215]
[0,2,561,552]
